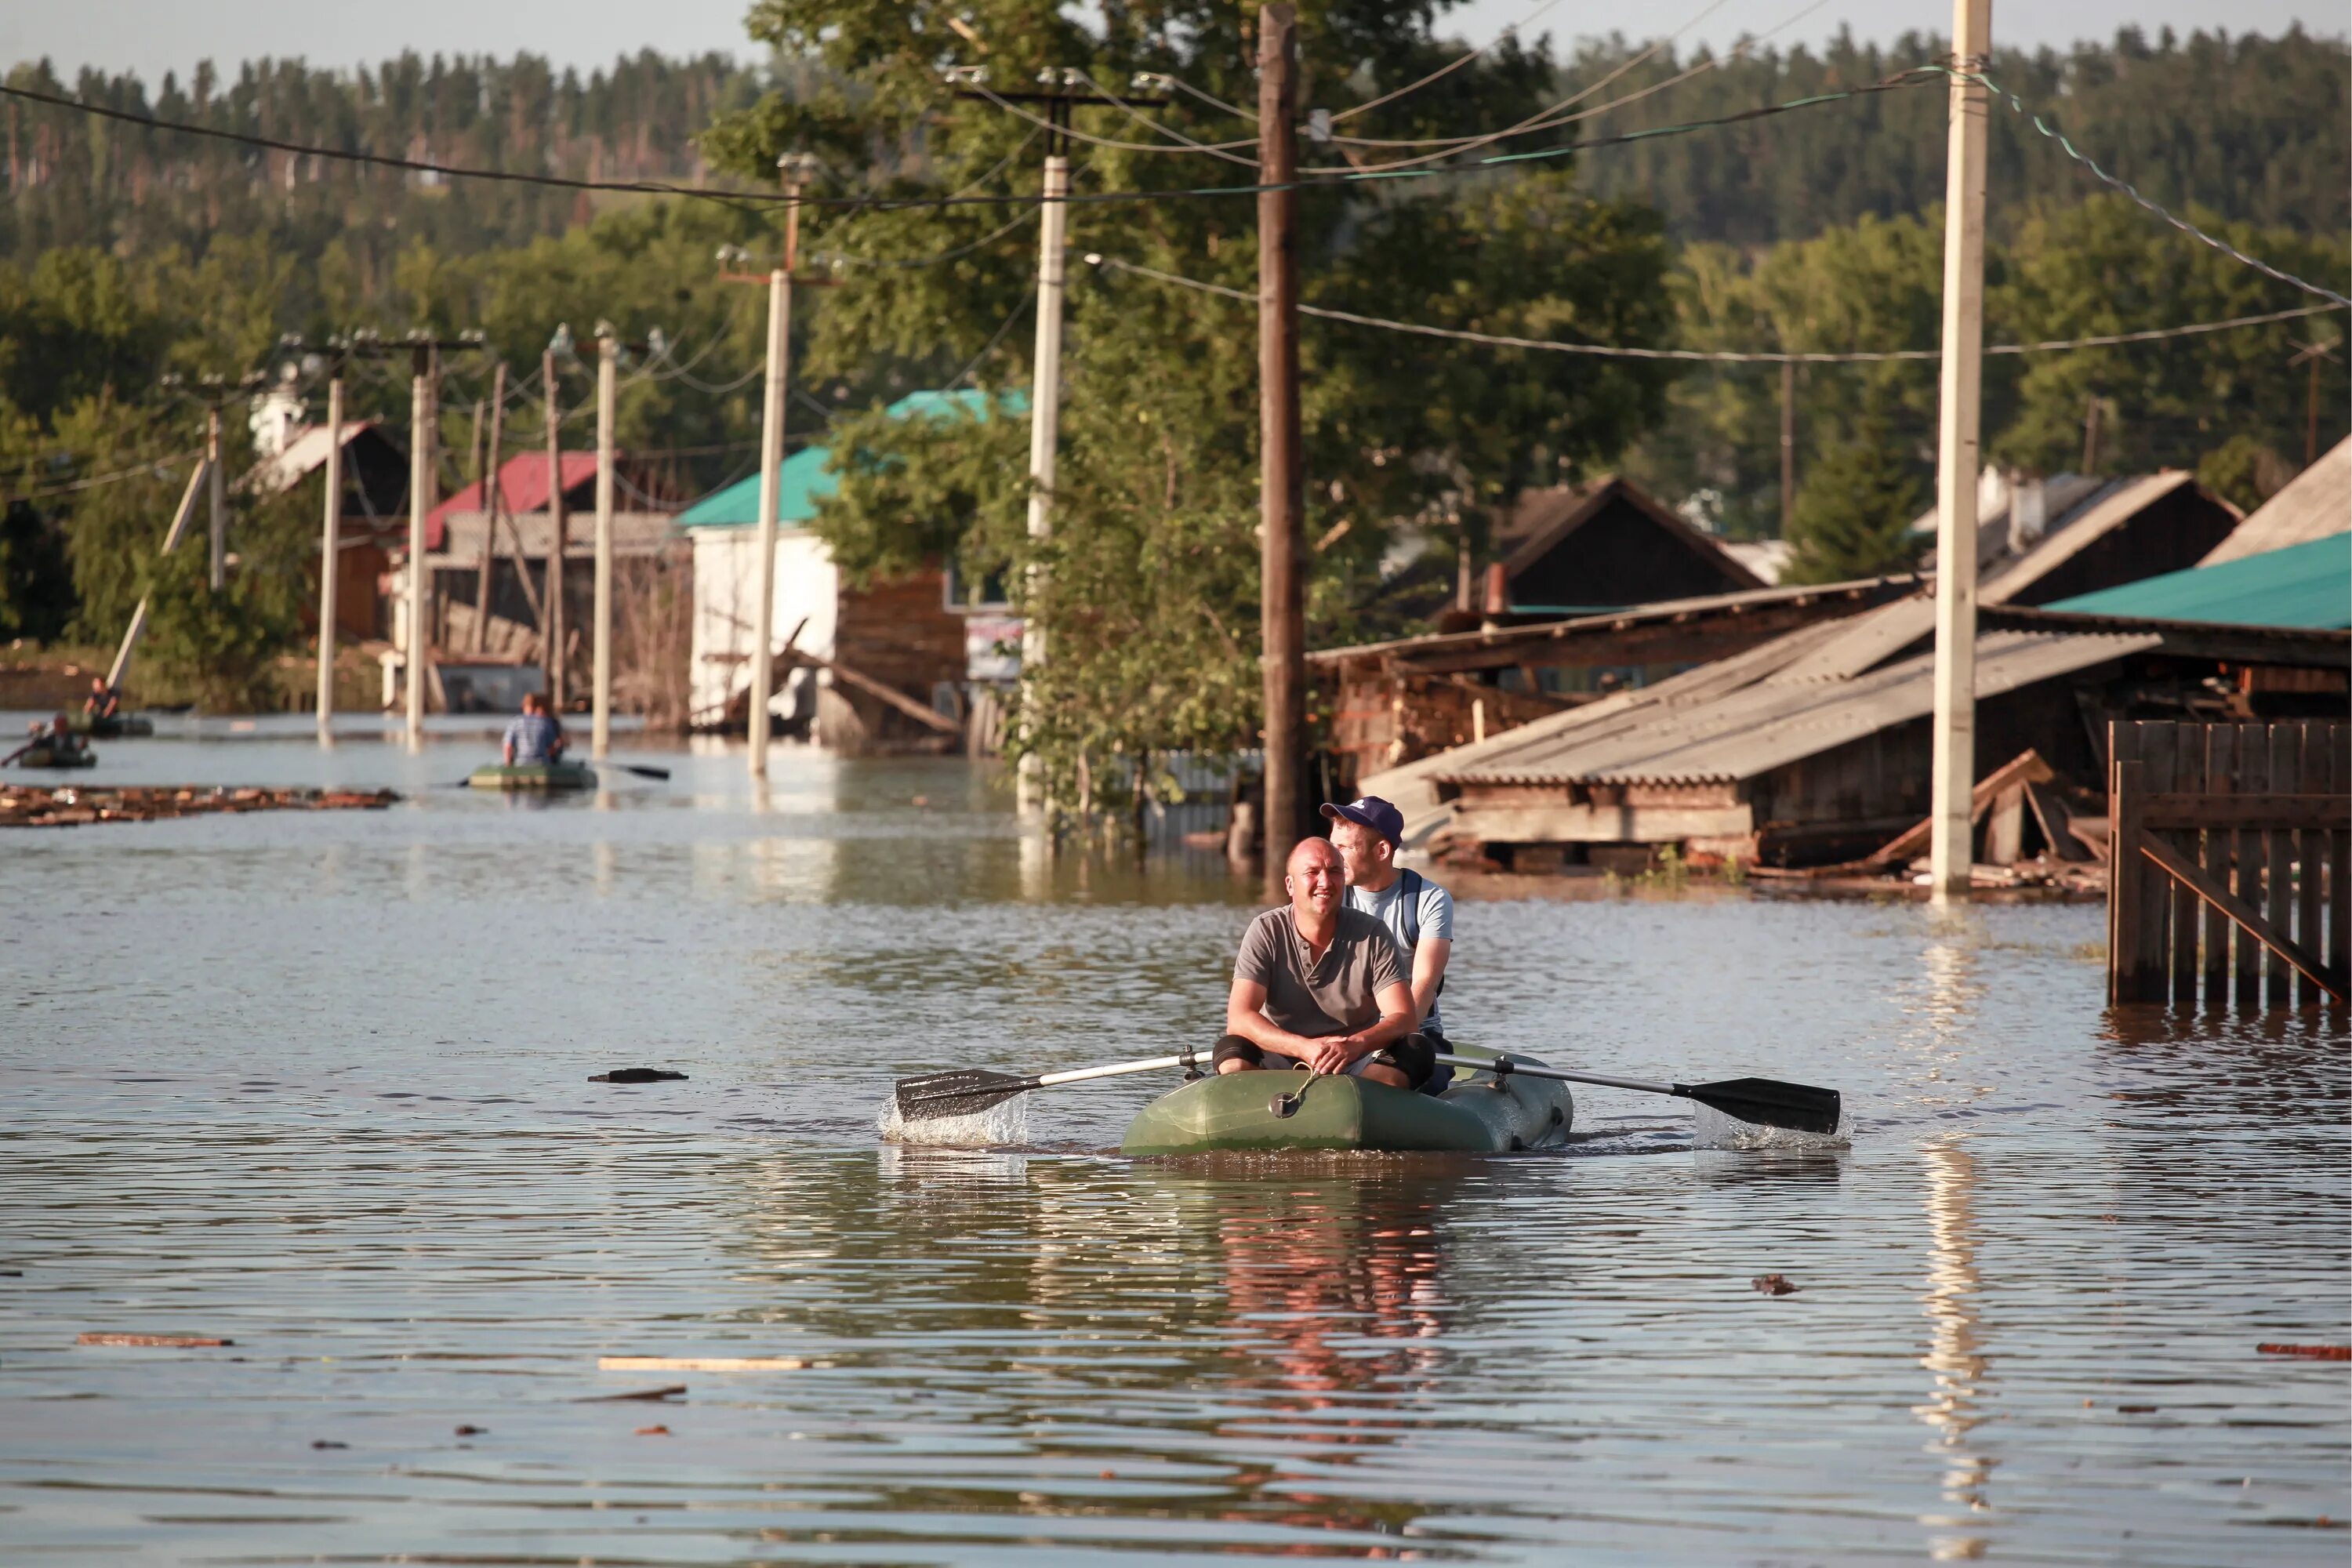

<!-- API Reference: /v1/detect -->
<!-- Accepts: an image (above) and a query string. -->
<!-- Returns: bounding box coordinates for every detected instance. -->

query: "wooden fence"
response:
[2108,720,2349,1009]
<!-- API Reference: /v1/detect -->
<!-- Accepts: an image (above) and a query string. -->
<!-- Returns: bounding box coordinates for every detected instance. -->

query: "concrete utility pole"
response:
[315,373,343,742]
[1780,361,1798,532]
[1018,146,1072,812]
[405,343,438,753]
[205,403,226,590]
[543,345,568,709]
[470,362,507,655]
[748,157,812,779]
[1258,4,1307,883]
[591,330,618,761]
[1928,0,1992,899]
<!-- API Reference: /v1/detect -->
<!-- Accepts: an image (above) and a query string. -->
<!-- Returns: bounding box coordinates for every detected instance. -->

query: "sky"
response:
[4,0,2343,88]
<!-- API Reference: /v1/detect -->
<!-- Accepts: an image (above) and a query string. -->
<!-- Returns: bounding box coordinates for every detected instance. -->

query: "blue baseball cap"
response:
[1319,795,1404,845]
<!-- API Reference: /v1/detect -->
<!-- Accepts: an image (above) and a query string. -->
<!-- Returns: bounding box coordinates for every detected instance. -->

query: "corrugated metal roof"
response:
[2201,437,2350,565]
[426,452,604,550]
[2048,532,2352,630]
[1439,630,2158,787]
[1984,471,2205,604]
[250,419,388,495]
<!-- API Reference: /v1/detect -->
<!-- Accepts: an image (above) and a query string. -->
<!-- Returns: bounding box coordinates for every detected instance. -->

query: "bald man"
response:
[1213,837,1432,1092]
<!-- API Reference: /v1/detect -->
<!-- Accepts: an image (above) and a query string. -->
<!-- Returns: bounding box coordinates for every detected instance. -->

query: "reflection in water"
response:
[1916,1138,1991,1561]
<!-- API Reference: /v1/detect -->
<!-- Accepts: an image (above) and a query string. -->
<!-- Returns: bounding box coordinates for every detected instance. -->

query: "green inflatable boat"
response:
[66,713,153,738]
[1120,1050,1573,1156]
[467,760,598,791]
[16,744,97,769]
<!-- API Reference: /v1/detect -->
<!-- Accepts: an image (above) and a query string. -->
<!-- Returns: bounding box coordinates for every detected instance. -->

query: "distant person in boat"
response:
[1323,794,1457,1095]
[37,715,84,757]
[82,678,120,720]
[501,691,568,767]
[1214,837,1432,1091]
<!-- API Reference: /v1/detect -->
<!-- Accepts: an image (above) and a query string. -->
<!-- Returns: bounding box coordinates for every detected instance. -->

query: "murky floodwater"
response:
[3,724,2346,1564]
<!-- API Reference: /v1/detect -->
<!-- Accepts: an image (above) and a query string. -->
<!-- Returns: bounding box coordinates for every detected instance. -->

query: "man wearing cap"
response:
[1214,837,1435,1092]
[1321,794,1457,1095]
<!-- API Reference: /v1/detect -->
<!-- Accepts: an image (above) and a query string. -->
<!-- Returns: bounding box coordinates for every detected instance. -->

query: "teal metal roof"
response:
[2044,531,2351,630]
[677,388,1022,529]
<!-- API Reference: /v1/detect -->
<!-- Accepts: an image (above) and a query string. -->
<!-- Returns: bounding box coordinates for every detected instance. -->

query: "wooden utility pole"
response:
[2081,392,2103,474]
[405,343,437,752]
[543,346,568,708]
[1928,0,1992,899]
[315,374,343,742]
[591,330,618,762]
[2288,338,2338,467]
[1258,5,1307,883]
[107,456,210,696]
[748,156,811,779]
[470,362,507,654]
[205,403,226,590]
[1779,360,1798,532]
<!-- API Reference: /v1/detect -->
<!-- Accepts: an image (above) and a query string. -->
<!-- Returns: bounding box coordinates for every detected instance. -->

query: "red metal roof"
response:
[426,452,604,550]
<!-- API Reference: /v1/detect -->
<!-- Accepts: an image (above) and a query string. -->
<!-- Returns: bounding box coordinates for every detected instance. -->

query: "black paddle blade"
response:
[622,764,673,780]
[1679,1077,1842,1136]
[895,1068,1036,1120]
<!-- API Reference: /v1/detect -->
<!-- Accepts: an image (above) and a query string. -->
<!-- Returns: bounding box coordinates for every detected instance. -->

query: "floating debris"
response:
[2,785,399,829]
[1751,1275,1800,1296]
[310,1439,348,1450]
[78,1332,233,1347]
[588,1068,689,1083]
[578,1384,687,1403]
[2259,1343,2351,1360]
[454,1425,487,1436]
[600,1356,804,1372]
[634,1425,672,1436]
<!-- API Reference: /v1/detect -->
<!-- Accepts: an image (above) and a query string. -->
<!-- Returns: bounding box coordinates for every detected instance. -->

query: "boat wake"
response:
[1692,1102,1853,1152]
[875,1094,1033,1148]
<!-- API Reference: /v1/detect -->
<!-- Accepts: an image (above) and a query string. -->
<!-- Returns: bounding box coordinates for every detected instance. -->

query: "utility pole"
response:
[1258,3,1306,882]
[543,344,568,709]
[1780,361,1798,533]
[205,401,226,590]
[470,362,507,654]
[315,371,343,743]
[947,67,1165,814]
[2288,337,2339,468]
[591,328,618,762]
[747,155,815,779]
[405,342,438,753]
[2081,391,2102,474]
[1928,0,1992,900]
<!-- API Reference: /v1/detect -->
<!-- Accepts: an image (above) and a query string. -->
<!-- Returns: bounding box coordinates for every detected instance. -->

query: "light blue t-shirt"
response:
[1347,869,1454,1037]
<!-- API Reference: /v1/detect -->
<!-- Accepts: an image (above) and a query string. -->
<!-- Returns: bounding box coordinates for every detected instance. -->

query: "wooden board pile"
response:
[0,784,400,829]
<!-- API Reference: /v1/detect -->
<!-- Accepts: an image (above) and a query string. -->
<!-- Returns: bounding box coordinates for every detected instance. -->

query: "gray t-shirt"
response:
[1233,906,1411,1040]
[1348,870,1455,1036]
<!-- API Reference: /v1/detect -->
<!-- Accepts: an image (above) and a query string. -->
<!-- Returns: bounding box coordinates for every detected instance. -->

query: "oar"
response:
[0,739,34,768]
[895,1054,1195,1120]
[1438,1054,1842,1136]
[615,763,671,780]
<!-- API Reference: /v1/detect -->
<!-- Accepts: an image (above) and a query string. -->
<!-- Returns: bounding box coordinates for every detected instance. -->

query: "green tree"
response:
[700,0,1673,813]
[1782,418,1927,583]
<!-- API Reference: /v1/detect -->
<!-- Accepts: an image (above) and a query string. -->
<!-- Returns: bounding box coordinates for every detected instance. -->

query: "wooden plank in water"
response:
[2169,728,2203,1007]
[2201,726,2236,1008]
[2267,724,2299,1010]
[78,1333,232,1347]
[598,1356,808,1373]
[2234,723,2269,1010]
[2296,725,2330,1009]
[2139,725,2179,1005]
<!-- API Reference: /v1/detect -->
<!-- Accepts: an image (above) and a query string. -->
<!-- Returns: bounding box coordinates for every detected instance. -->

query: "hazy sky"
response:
[5,0,2341,88]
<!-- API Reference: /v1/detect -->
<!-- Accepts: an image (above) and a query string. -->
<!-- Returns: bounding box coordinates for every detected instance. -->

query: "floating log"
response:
[0,785,399,829]
[598,1356,806,1372]
[78,1332,233,1347]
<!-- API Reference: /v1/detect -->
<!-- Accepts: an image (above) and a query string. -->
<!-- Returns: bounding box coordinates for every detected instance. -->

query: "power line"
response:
[1948,66,2352,310]
[2,450,201,507]
[1330,0,1578,125]
[0,75,1929,212]
[1087,253,2346,361]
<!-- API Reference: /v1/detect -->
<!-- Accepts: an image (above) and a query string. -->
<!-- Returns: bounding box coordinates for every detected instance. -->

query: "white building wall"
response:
[688,527,839,724]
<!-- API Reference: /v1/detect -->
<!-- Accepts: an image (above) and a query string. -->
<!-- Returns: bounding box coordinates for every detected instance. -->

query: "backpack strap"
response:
[1397,867,1424,950]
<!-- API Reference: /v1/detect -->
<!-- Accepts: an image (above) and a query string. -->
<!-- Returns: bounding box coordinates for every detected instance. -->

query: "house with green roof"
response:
[681,390,1021,747]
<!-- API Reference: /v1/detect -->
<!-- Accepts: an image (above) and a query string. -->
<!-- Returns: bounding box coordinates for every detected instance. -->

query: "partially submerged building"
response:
[248,418,411,640]
[1363,532,2350,871]
[680,391,1008,753]
[1483,476,1764,617]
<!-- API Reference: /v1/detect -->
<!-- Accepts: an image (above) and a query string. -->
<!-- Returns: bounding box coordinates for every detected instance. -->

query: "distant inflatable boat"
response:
[467,760,598,791]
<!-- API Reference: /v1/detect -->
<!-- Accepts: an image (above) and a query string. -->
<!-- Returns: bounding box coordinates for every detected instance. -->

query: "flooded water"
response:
[2,724,2346,1564]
